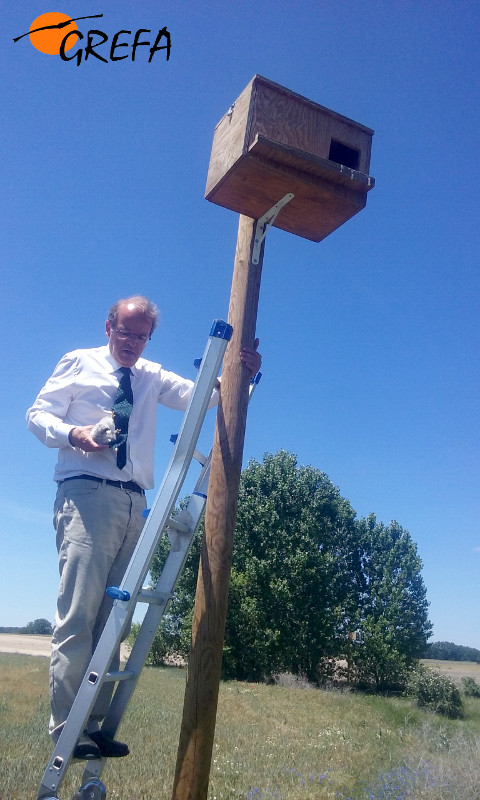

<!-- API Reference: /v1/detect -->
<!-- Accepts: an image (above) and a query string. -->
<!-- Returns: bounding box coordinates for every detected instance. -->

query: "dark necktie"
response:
[112,367,133,469]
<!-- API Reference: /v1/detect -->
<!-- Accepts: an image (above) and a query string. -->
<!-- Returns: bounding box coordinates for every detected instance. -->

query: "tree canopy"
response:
[349,515,432,688]
[221,451,360,681]
[149,450,432,688]
[425,641,480,663]
[21,618,53,635]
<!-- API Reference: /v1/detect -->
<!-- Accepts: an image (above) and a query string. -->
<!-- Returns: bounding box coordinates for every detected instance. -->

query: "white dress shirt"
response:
[27,345,217,489]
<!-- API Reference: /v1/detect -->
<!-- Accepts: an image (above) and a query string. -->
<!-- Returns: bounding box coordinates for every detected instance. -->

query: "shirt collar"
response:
[103,345,140,377]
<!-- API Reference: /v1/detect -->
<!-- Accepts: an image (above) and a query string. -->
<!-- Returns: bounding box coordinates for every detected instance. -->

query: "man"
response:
[27,295,261,760]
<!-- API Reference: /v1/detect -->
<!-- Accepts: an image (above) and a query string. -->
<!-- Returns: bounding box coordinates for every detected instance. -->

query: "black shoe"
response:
[89,730,130,758]
[73,733,102,760]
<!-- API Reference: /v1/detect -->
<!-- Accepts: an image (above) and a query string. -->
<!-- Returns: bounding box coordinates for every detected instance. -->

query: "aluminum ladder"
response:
[37,319,235,800]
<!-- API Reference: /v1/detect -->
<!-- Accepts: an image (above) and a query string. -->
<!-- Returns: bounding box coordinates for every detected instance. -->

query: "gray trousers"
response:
[50,478,146,736]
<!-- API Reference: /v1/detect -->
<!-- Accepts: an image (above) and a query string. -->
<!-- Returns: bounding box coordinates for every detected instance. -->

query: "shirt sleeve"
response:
[157,369,219,410]
[26,353,78,448]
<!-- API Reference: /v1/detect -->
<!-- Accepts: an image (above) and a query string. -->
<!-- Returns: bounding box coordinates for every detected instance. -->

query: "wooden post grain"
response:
[172,215,263,800]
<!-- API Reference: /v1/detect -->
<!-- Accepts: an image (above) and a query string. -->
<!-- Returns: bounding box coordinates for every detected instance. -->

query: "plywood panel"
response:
[205,75,374,241]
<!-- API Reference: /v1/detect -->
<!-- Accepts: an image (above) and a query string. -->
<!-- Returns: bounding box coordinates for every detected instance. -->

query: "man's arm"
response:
[26,355,76,448]
[26,353,104,451]
[157,338,261,411]
[213,340,261,391]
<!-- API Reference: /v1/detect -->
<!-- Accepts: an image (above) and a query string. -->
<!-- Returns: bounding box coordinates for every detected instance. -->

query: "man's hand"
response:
[241,338,262,375]
[68,426,108,452]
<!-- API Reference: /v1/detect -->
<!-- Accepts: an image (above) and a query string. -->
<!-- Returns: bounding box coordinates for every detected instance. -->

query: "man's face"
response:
[106,303,152,367]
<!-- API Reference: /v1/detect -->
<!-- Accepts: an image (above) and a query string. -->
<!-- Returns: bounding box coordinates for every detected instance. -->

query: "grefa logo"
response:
[13,12,171,65]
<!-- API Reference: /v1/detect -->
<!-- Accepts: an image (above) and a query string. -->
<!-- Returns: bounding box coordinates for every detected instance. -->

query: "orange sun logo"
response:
[13,13,171,64]
[28,12,79,54]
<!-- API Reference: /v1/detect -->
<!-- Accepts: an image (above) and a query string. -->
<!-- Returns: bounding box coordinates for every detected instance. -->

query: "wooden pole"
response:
[172,214,264,800]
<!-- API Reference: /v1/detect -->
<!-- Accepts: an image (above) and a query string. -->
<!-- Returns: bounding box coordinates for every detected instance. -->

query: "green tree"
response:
[221,451,359,682]
[150,451,359,682]
[425,641,480,662]
[350,515,432,689]
[148,452,431,690]
[22,618,53,635]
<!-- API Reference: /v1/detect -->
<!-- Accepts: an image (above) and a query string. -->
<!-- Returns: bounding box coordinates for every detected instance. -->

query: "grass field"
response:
[2,654,480,800]
[420,658,480,685]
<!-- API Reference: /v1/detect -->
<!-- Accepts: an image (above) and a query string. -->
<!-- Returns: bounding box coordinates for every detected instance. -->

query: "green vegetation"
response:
[0,619,53,635]
[3,654,480,800]
[461,676,480,698]
[148,451,431,689]
[408,665,464,719]
[424,641,480,663]
[22,618,53,635]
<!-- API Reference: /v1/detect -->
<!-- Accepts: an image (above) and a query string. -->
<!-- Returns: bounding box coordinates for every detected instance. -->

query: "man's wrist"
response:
[68,428,77,447]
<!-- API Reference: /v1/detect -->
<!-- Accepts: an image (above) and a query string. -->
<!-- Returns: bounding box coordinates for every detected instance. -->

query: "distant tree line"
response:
[146,450,433,690]
[0,619,53,635]
[424,641,480,663]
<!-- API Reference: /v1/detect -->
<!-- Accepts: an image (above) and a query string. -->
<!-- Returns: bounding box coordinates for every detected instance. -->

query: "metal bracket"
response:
[251,193,294,265]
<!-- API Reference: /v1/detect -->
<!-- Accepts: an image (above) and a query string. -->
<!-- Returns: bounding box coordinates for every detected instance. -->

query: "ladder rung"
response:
[193,448,207,465]
[166,516,191,534]
[137,590,173,605]
[170,437,206,466]
[104,670,135,683]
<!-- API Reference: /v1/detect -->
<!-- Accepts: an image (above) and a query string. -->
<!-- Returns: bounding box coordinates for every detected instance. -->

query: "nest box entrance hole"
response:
[328,139,360,170]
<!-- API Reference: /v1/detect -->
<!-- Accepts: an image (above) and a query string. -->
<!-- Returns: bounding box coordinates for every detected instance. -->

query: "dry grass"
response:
[420,659,480,685]
[2,654,480,800]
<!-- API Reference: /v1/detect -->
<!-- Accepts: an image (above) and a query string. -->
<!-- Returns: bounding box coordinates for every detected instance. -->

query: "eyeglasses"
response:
[112,327,151,343]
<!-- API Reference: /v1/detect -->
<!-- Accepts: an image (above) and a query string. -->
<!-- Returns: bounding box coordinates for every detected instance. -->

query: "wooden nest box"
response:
[205,75,375,242]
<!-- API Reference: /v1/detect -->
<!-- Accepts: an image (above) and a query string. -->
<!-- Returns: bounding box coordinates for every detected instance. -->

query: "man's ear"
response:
[105,320,111,338]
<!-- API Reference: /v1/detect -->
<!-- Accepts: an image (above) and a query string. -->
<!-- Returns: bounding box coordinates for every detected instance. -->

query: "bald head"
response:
[107,296,159,335]
[105,296,160,367]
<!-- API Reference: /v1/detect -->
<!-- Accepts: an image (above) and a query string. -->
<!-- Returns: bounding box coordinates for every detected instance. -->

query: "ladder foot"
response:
[72,778,106,800]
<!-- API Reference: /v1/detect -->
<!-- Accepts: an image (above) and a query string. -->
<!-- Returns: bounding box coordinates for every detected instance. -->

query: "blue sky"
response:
[2,1,479,649]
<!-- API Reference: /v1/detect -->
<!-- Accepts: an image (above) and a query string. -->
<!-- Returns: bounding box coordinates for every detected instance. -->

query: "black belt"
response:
[61,474,145,495]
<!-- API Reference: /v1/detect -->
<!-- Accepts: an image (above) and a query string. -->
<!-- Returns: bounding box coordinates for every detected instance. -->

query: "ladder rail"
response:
[36,321,232,800]
[81,374,261,786]
[93,463,212,740]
